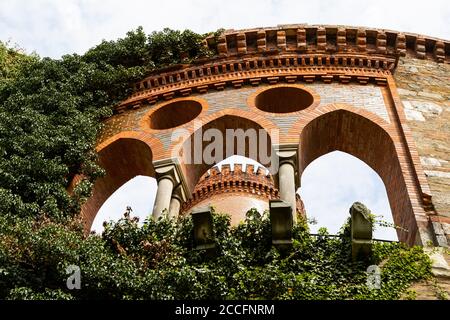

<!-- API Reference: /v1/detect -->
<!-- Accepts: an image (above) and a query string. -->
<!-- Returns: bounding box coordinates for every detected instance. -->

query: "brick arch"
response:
[96,131,164,154]
[288,103,391,143]
[175,113,277,192]
[298,108,418,245]
[214,109,279,131]
[81,137,155,231]
[168,108,279,142]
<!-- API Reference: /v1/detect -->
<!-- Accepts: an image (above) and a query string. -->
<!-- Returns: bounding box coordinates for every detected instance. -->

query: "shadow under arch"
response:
[299,109,416,245]
[81,137,155,231]
[177,114,277,192]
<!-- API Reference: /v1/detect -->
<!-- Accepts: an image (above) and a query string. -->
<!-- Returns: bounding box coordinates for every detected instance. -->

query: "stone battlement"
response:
[206,24,448,63]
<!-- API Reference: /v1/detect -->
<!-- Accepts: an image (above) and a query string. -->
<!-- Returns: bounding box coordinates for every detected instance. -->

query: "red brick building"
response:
[74,24,450,247]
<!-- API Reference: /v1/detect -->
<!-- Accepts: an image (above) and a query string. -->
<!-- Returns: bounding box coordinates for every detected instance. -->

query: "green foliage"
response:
[0,209,432,300]
[8,287,74,300]
[147,28,214,67]
[0,41,38,84]
[0,27,212,220]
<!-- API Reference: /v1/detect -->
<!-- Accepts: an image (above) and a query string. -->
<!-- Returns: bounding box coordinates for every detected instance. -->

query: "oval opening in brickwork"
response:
[254,86,314,113]
[149,100,202,130]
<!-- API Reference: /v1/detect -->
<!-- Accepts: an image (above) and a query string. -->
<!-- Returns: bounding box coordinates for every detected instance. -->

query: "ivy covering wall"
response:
[0,28,214,220]
[0,209,431,300]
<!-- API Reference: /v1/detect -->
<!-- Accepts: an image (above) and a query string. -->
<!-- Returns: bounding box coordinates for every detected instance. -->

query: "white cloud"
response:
[0,0,448,58]
[298,151,397,240]
[91,175,157,233]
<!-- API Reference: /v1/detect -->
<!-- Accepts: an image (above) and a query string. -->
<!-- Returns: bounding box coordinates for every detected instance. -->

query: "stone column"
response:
[279,162,296,214]
[153,177,174,220]
[168,184,185,218]
[168,197,181,218]
[276,147,299,222]
[152,164,179,220]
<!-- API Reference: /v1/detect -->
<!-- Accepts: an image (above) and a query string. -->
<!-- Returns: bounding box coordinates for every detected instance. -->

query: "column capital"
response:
[154,164,179,184]
[153,158,190,195]
[275,144,299,166]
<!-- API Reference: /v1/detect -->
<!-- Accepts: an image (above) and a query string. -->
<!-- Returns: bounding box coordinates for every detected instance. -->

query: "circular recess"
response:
[149,100,202,130]
[254,86,314,113]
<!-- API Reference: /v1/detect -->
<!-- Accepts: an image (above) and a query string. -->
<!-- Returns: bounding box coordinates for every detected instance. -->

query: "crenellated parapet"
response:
[181,163,306,217]
[207,25,448,62]
[182,163,278,211]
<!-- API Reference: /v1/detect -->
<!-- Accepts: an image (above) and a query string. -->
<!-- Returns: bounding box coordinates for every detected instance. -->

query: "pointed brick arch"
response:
[176,114,277,192]
[81,137,155,231]
[288,103,391,142]
[298,108,425,245]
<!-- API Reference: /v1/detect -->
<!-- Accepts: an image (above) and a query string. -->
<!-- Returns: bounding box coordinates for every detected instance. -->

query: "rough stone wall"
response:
[394,57,450,242]
[406,249,450,300]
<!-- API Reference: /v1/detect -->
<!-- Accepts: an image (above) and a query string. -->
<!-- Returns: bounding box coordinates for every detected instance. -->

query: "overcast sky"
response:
[0,0,448,58]
[1,0,446,240]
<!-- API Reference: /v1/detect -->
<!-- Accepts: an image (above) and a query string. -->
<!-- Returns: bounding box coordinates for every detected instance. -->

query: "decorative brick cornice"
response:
[118,57,393,113]
[114,25,448,114]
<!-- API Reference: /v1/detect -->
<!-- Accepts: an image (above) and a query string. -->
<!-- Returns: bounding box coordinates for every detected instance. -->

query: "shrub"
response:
[0,209,432,300]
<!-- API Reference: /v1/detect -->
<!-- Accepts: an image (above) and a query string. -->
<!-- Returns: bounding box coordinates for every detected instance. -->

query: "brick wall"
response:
[183,163,306,225]
[98,83,389,148]
[80,25,449,246]
[90,81,434,244]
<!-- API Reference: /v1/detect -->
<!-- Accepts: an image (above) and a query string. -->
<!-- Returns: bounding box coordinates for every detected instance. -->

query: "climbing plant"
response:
[0,28,214,221]
[0,208,432,300]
